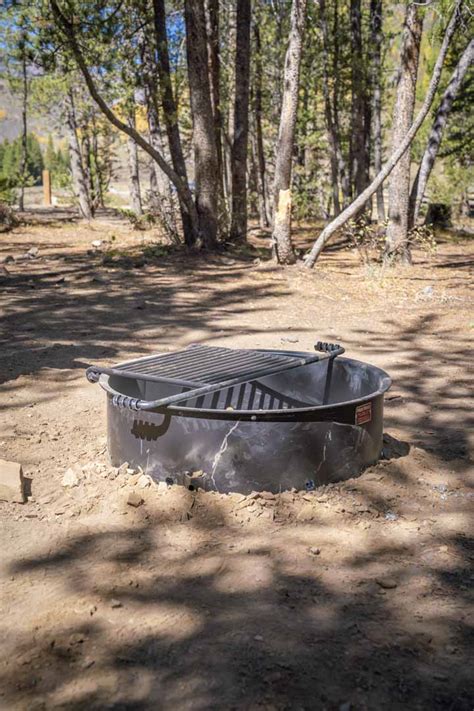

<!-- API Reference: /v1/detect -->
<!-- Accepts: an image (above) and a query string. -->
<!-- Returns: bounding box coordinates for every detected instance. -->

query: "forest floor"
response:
[0,209,473,711]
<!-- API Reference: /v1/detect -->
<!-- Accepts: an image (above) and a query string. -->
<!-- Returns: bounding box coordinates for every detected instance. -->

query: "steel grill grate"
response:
[114,344,303,385]
[86,341,345,412]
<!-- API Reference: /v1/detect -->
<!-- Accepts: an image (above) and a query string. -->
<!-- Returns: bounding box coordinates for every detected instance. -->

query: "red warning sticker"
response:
[355,402,372,425]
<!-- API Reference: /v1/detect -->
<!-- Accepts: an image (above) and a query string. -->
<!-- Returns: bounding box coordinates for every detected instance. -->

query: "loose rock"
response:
[127,491,144,508]
[0,459,25,503]
[62,467,81,488]
[296,504,315,522]
[376,577,398,590]
[137,474,152,489]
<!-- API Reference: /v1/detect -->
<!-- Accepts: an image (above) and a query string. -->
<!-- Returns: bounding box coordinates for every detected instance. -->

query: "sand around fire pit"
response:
[0,214,473,710]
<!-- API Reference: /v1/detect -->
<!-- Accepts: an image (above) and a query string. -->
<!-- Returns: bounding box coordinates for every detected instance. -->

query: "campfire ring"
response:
[88,343,391,493]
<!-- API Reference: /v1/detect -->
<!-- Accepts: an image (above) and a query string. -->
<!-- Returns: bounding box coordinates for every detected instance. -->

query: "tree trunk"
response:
[271,0,307,265]
[409,38,474,227]
[184,0,220,247]
[332,0,350,209]
[152,0,198,246]
[66,91,92,219]
[370,0,385,222]
[320,0,340,215]
[350,0,370,202]
[146,90,179,239]
[230,0,252,242]
[385,3,423,263]
[253,25,270,229]
[304,0,462,268]
[204,0,225,204]
[126,111,143,216]
[18,30,28,212]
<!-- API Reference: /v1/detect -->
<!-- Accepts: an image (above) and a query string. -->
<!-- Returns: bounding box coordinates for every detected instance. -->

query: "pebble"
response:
[127,491,144,508]
[61,467,81,488]
[376,577,398,589]
[110,599,122,608]
[296,504,315,522]
[137,474,151,489]
[259,491,276,501]
[309,547,321,556]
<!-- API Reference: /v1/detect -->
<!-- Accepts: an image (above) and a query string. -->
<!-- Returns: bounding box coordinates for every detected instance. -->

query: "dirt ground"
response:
[0,210,473,710]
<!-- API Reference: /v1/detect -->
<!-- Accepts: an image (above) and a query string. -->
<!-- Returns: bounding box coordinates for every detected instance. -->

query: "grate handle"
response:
[315,341,345,357]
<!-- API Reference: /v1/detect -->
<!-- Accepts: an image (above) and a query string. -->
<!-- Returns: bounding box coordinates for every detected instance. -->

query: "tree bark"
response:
[409,38,474,227]
[184,0,219,247]
[385,3,423,263]
[271,0,307,265]
[320,0,340,215]
[304,0,462,268]
[253,24,270,228]
[65,90,92,219]
[152,0,197,246]
[332,0,350,208]
[350,0,370,200]
[126,110,143,216]
[230,0,252,242]
[204,0,225,204]
[370,0,385,222]
[18,27,28,212]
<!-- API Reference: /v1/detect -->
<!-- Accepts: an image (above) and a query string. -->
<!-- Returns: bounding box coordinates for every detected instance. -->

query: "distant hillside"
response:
[0,79,50,142]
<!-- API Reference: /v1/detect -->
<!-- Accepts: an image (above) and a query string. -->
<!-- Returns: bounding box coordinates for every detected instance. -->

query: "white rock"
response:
[137,474,151,489]
[91,240,103,248]
[62,467,81,488]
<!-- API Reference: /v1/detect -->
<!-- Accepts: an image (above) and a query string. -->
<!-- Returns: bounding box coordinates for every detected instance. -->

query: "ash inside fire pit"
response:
[86,342,391,494]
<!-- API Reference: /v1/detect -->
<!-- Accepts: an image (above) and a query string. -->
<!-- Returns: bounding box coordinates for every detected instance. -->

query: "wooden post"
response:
[42,169,52,206]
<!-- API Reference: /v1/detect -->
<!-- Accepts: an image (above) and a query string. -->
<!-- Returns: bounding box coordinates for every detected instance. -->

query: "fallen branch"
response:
[303,0,463,269]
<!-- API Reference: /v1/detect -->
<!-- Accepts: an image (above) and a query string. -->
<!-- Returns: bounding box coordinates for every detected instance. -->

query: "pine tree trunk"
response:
[370,0,385,222]
[332,0,350,209]
[385,3,423,263]
[152,0,198,246]
[253,26,270,229]
[205,0,225,205]
[185,0,220,247]
[320,0,340,215]
[409,38,474,227]
[81,127,94,209]
[230,0,251,242]
[350,0,370,201]
[271,0,307,265]
[126,111,143,216]
[18,31,28,212]
[66,91,92,219]
[146,89,179,239]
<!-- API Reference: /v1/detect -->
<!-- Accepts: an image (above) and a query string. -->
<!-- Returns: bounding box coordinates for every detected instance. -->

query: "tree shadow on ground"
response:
[1,481,473,710]
[0,238,299,400]
[342,312,473,464]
